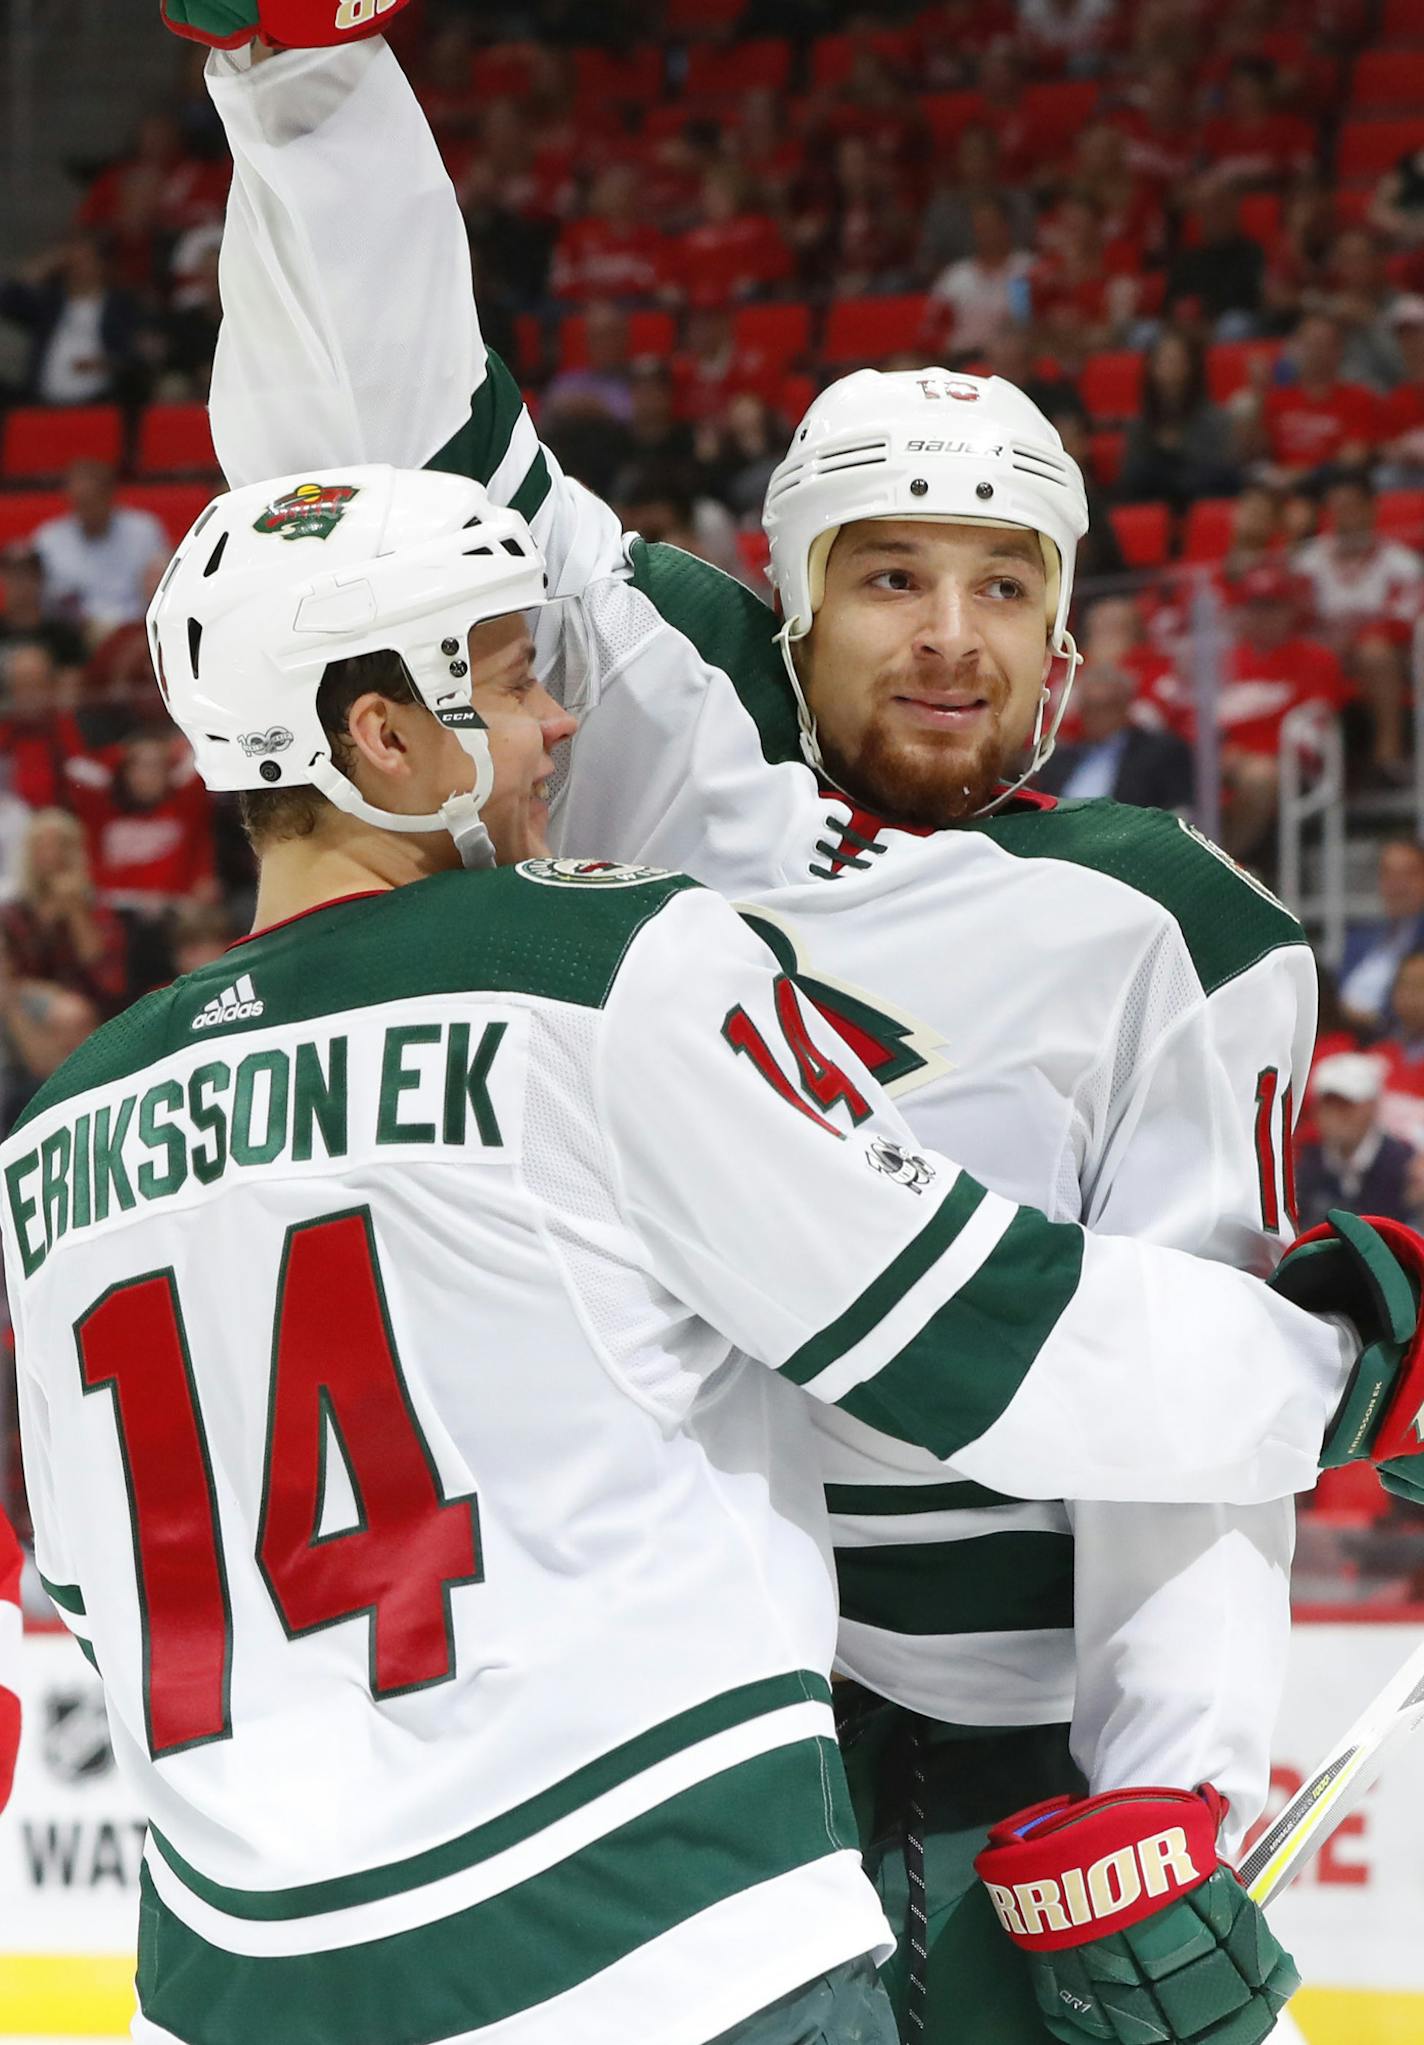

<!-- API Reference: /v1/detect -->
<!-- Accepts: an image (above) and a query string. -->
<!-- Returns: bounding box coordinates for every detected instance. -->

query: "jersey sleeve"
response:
[0,1503,20,1811]
[598,888,1352,1507]
[1066,937,1316,1849]
[205,37,625,603]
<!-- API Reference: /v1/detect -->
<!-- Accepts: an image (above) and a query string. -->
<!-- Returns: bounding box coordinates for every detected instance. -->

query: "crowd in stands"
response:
[3,0,1424,1592]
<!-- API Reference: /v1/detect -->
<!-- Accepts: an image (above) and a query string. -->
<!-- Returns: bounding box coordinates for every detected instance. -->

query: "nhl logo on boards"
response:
[191,973,264,1031]
[516,858,670,889]
[252,482,359,542]
[865,1135,935,1193]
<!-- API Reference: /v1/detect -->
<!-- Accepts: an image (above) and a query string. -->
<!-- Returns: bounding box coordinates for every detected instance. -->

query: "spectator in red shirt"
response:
[0,643,88,811]
[1111,60,1203,199]
[671,170,791,310]
[68,732,217,989]
[1294,473,1423,777]
[1258,313,1379,486]
[1033,196,1141,356]
[1199,58,1315,193]
[1378,296,1424,486]
[1215,564,1354,858]
[670,307,783,424]
[78,112,228,243]
[0,807,129,1018]
[550,166,669,302]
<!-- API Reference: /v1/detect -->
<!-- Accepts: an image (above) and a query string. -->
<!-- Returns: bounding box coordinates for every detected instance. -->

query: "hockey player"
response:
[0,1505,21,1811]
[5,464,1413,2045]
[156,12,1423,2043]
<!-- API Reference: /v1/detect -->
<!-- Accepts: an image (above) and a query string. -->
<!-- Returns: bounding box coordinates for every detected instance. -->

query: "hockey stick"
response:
[1239,1634,1424,1908]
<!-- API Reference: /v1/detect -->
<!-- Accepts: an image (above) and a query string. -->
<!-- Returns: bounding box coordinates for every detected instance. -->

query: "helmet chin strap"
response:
[773,615,1082,821]
[307,720,497,870]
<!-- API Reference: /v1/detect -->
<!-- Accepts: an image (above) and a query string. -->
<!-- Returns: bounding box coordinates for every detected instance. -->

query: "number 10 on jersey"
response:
[76,1207,481,1760]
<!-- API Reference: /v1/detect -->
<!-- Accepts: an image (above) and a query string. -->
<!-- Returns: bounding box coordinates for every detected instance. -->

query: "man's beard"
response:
[819,708,1020,827]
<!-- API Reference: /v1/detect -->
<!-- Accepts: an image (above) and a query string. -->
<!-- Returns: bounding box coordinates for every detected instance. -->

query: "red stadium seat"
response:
[809,30,913,90]
[1381,0,1424,41]
[921,91,983,150]
[1349,47,1424,111]
[1079,350,1144,423]
[1205,339,1280,404]
[135,404,218,479]
[0,489,67,550]
[664,0,747,32]
[780,372,817,424]
[821,293,929,365]
[1089,429,1125,490]
[736,528,771,581]
[1236,193,1283,248]
[1377,489,1424,544]
[1308,1462,1393,1520]
[513,314,545,381]
[685,38,791,102]
[1181,498,1238,563]
[558,309,678,371]
[121,482,218,545]
[1336,117,1424,183]
[470,43,539,99]
[1,405,123,482]
[1109,502,1170,569]
[573,45,663,107]
[1019,81,1101,160]
[732,302,812,372]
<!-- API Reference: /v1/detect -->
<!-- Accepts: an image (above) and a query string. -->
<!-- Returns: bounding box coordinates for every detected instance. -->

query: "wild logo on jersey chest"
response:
[739,908,948,1097]
[252,482,360,542]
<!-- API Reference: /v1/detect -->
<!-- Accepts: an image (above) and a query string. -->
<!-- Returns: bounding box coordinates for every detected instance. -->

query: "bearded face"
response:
[798,521,1055,827]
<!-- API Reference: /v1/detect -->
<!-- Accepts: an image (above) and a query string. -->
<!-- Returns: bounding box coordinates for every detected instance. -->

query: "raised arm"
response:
[206,36,624,597]
[601,888,1364,1510]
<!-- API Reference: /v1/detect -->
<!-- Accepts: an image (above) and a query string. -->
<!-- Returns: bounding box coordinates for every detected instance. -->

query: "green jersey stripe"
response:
[510,446,552,526]
[837,1205,1085,1460]
[825,1480,1025,1516]
[39,1572,85,1614]
[834,1530,1075,1637]
[151,1668,830,1921]
[138,1733,855,2045]
[428,350,525,493]
[781,1175,985,1388]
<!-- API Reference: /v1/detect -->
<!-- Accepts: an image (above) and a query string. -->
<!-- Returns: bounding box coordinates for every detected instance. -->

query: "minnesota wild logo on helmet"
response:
[253,482,360,542]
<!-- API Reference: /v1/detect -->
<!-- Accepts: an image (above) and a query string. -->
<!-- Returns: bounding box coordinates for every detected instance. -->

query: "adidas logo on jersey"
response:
[191,973,264,1031]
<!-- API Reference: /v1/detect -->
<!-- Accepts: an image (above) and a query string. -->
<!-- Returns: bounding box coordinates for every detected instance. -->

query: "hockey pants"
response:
[837,1686,1085,2045]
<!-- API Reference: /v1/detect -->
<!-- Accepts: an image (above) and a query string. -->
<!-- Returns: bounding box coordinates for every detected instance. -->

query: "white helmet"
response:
[147,465,548,867]
[762,368,1090,808]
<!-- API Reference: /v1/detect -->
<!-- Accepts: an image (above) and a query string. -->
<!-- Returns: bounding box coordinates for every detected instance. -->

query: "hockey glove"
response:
[1269,1208,1424,1504]
[975,1785,1298,2045]
[160,0,413,50]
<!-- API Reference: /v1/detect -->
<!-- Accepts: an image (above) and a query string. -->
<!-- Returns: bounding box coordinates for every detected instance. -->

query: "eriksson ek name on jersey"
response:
[4,1014,514,1280]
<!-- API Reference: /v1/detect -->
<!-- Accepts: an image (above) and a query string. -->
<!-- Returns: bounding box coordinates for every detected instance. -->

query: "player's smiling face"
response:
[799,520,1053,825]
[463,613,575,863]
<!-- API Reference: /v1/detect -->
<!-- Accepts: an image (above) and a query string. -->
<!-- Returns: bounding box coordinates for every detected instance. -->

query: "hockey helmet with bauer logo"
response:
[762,369,1090,809]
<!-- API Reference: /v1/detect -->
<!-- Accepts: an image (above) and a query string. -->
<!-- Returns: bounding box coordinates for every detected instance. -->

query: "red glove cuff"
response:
[0,1687,20,1814]
[974,1784,1227,1953]
[161,0,411,51]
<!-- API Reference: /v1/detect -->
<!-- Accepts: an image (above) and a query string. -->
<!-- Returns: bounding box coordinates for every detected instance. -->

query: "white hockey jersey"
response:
[1,872,1347,2044]
[205,38,1321,1840]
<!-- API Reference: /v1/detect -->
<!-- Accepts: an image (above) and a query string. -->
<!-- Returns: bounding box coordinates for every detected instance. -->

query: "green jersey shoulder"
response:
[972,798,1306,996]
[11,863,698,1133]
